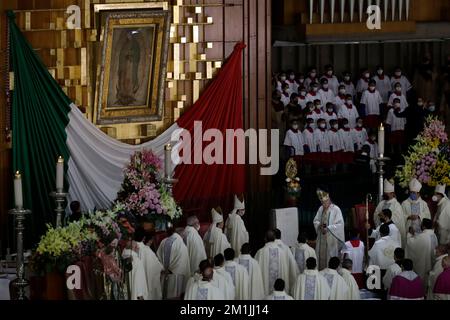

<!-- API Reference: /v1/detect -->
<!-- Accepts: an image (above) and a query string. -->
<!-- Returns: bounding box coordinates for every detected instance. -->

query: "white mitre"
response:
[234,195,245,210]
[409,178,422,193]
[211,208,223,224]
[384,179,395,193]
[435,185,448,198]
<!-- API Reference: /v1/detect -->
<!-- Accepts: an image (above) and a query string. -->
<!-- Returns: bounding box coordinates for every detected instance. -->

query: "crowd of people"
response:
[274,61,444,174]
[99,180,450,301]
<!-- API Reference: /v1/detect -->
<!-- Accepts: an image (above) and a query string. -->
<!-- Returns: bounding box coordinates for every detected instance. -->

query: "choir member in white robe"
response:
[406,219,438,285]
[286,71,299,93]
[306,83,320,105]
[305,104,322,130]
[374,179,406,247]
[388,88,409,111]
[402,179,431,235]
[360,81,383,128]
[313,120,330,154]
[373,67,391,103]
[224,248,250,300]
[298,88,308,110]
[318,78,336,106]
[224,195,250,254]
[274,229,300,290]
[255,230,294,296]
[363,134,379,173]
[238,243,265,300]
[341,72,356,99]
[293,257,331,300]
[383,248,404,291]
[184,264,225,300]
[203,208,231,259]
[284,121,305,156]
[338,96,360,129]
[265,279,294,300]
[356,70,371,96]
[303,118,315,153]
[314,189,345,270]
[291,232,317,274]
[368,209,402,247]
[433,257,450,300]
[352,118,368,151]
[335,85,347,108]
[323,104,338,129]
[304,68,318,92]
[321,65,340,95]
[134,228,163,300]
[390,68,412,96]
[339,259,361,300]
[157,226,191,299]
[320,257,350,300]
[213,254,236,299]
[428,246,449,299]
[122,247,148,300]
[183,215,207,275]
[368,224,400,271]
[433,185,450,245]
[341,230,365,286]
[276,73,286,92]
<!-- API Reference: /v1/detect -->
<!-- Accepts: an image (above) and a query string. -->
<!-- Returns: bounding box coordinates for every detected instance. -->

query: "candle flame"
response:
[380,123,384,130]
[15,171,21,179]
[57,156,64,163]
[165,144,172,151]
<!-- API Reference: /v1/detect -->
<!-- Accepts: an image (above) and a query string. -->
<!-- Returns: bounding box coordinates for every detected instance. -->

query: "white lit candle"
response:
[14,171,23,209]
[378,123,385,157]
[56,156,64,192]
[164,144,172,178]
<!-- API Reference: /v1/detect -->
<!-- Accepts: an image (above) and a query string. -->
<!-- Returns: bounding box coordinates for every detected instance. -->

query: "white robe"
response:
[293,269,331,300]
[338,129,356,152]
[157,233,191,299]
[374,198,406,248]
[352,127,368,151]
[383,263,402,290]
[225,212,250,254]
[203,225,231,259]
[122,249,148,300]
[136,242,163,300]
[320,268,350,300]
[183,226,207,275]
[341,81,356,98]
[386,108,406,132]
[265,290,294,300]
[324,112,338,129]
[390,76,412,95]
[275,239,300,292]
[339,268,361,300]
[224,260,250,300]
[327,130,343,153]
[291,243,317,274]
[318,89,336,106]
[313,204,345,270]
[238,254,265,300]
[436,197,450,245]
[427,254,449,299]
[370,222,402,248]
[373,75,391,102]
[303,128,315,152]
[337,104,359,128]
[255,241,293,296]
[184,280,225,300]
[406,229,438,284]
[360,90,382,116]
[320,75,340,95]
[341,240,365,274]
[388,92,408,111]
[368,236,400,270]
[214,267,236,300]
[401,198,431,235]
[313,129,330,153]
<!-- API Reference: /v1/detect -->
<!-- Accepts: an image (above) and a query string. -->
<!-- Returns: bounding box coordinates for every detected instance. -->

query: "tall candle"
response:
[14,171,23,209]
[378,123,385,157]
[164,144,172,178]
[56,156,64,192]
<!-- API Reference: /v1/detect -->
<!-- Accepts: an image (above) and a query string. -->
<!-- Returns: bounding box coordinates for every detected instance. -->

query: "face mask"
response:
[339,89,346,94]
[299,78,305,83]
[289,75,295,80]
[315,104,321,109]
[195,225,201,231]
[379,218,386,224]
[283,87,289,92]
[292,125,299,130]
[344,76,351,81]
[377,70,383,75]
[369,86,376,91]
[280,76,286,81]
[300,91,306,97]
[396,87,402,92]
[309,106,315,111]
[357,123,363,128]
[410,193,418,201]
[417,102,424,107]
[347,100,353,105]
[429,106,436,112]
[327,108,334,113]
[395,72,402,77]
[332,124,339,130]
[310,72,317,78]
[313,87,319,92]
[327,70,333,76]
[344,124,350,129]
[323,84,329,89]
[319,124,326,129]
[394,103,401,109]
[364,73,370,78]
[432,195,440,202]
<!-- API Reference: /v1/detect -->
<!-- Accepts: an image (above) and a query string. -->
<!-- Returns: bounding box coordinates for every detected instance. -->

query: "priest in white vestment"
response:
[238,243,265,300]
[157,226,191,299]
[265,279,294,300]
[383,248,404,291]
[368,224,400,271]
[314,189,345,270]
[224,248,250,300]
[320,257,350,300]
[203,208,231,259]
[225,194,250,253]
[374,179,406,247]
[406,219,438,285]
[293,257,331,300]
[274,229,300,290]
[291,232,317,274]
[122,247,148,300]
[183,215,207,275]
[401,179,431,235]
[213,254,236,299]
[255,230,294,296]
[339,259,361,300]
[368,209,402,247]
[433,185,450,245]
[134,228,163,300]
[427,245,449,299]
[184,264,225,300]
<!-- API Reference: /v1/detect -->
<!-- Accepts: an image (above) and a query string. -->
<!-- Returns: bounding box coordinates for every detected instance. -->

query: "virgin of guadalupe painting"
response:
[96,10,171,124]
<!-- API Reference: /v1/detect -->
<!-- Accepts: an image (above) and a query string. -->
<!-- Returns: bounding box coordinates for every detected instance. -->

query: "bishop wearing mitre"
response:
[203,207,231,259]
[313,188,345,270]
[401,178,431,235]
[225,194,250,254]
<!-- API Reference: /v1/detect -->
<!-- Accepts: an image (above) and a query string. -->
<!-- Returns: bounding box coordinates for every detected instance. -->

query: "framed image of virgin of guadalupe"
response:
[96,10,170,124]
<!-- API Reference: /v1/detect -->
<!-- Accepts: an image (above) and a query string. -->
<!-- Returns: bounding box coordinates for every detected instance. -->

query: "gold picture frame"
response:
[96,9,170,124]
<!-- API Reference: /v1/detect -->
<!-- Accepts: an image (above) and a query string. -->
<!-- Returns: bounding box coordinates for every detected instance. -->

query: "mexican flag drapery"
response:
[8,11,245,240]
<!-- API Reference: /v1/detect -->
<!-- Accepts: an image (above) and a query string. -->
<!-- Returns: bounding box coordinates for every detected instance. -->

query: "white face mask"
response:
[369,86,376,91]
[299,78,305,83]
[313,87,319,92]
[395,72,402,77]
[332,124,339,130]
[339,89,346,94]
[429,105,436,112]
[309,106,315,111]
[394,103,401,108]
[364,73,370,78]
[417,101,424,107]
[357,123,363,128]
[280,76,286,81]
[292,125,299,130]
[315,104,321,109]
[289,75,295,80]
[344,124,350,129]
[310,72,317,78]
[323,84,329,89]
[346,100,353,105]
[319,123,326,129]
[300,91,307,96]
[377,69,383,75]
[344,76,351,81]
[396,87,402,92]
[327,108,334,113]
[327,70,333,76]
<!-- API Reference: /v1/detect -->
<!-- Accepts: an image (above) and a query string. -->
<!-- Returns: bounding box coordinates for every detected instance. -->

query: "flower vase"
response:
[43,271,66,300]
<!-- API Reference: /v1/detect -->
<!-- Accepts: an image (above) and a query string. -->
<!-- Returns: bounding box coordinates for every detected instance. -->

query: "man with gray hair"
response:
[183,215,207,275]
[339,259,360,300]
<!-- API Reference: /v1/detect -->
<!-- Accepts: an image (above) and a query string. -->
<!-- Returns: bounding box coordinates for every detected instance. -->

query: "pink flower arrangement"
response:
[422,118,448,144]
[415,152,437,185]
